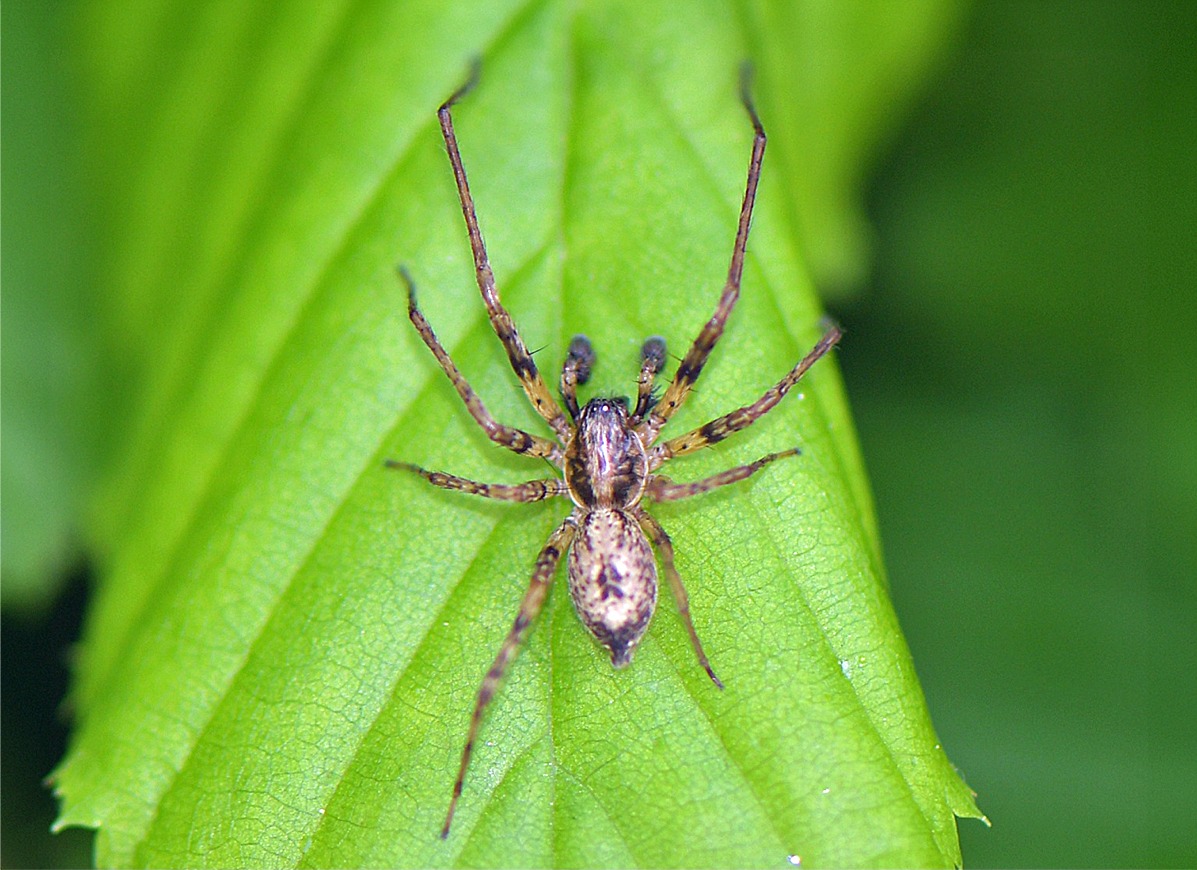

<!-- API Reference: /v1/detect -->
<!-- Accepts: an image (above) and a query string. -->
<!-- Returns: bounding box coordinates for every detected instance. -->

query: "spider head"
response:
[568,396,647,509]
[578,395,629,416]
[575,396,631,432]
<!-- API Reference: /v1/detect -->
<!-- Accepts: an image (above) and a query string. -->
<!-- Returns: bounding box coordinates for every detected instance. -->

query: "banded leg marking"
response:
[441,515,577,839]
[438,75,571,440]
[650,326,841,467]
[646,447,800,501]
[633,508,723,689]
[640,69,766,444]
[401,267,563,464]
[386,461,566,502]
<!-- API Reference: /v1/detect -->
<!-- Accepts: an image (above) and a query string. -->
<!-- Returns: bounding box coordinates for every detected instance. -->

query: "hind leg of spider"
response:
[560,335,596,419]
[437,75,571,440]
[400,267,563,465]
[632,337,667,421]
[385,461,567,502]
[442,515,577,839]
[646,447,800,501]
[650,325,841,468]
[639,68,767,444]
[632,508,723,689]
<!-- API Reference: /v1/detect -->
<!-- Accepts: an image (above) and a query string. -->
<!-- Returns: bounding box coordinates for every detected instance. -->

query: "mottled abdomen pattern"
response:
[568,508,658,667]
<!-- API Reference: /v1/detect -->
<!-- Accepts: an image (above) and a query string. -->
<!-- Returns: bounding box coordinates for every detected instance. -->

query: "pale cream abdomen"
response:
[567,508,658,667]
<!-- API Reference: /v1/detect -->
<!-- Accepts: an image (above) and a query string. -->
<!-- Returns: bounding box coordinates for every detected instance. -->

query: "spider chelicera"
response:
[388,67,842,838]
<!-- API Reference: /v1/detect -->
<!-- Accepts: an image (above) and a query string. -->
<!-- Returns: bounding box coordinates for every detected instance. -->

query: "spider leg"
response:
[645,447,800,501]
[560,335,596,419]
[650,326,841,468]
[386,461,566,502]
[639,69,766,444]
[401,268,563,465]
[442,514,577,839]
[438,78,571,441]
[632,336,667,421]
[632,507,723,689]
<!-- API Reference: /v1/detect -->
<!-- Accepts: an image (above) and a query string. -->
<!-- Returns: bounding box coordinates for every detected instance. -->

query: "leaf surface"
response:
[54,1,982,866]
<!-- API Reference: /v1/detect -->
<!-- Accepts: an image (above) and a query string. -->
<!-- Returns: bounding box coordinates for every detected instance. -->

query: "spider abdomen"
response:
[567,508,658,668]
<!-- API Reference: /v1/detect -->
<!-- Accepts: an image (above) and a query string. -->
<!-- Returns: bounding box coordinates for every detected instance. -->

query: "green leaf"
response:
[53,1,981,866]
[1,1,97,610]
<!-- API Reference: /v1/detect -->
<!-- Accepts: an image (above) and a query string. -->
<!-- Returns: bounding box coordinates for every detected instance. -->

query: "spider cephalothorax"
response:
[566,397,647,509]
[388,67,842,839]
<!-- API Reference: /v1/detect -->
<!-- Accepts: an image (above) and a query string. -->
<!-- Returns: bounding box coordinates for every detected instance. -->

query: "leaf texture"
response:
[53,0,982,866]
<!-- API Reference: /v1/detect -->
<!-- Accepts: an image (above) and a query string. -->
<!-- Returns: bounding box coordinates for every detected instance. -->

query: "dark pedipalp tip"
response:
[569,333,595,355]
[567,334,596,384]
[641,335,667,371]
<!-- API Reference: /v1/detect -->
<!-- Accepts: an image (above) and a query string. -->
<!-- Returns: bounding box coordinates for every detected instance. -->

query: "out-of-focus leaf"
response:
[0,1,96,610]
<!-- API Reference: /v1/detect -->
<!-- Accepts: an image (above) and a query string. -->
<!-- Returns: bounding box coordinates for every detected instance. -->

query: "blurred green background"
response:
[848,3,1197,866]
[3,1,1194,867]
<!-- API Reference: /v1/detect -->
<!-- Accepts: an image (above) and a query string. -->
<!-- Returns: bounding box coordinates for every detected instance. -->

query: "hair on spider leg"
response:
[638,385,663,415]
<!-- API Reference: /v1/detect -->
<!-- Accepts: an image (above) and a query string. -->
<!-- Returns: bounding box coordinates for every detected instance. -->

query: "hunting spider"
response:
[389,68,842,838]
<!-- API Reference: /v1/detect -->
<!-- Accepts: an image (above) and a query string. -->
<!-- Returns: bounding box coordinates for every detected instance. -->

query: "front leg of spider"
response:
[393,65,841,841]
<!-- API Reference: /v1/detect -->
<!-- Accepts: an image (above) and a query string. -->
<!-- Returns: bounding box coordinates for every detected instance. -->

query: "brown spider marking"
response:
[389,64,843,839]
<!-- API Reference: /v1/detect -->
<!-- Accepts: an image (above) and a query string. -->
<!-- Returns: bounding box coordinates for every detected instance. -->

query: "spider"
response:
[389,67,842,839]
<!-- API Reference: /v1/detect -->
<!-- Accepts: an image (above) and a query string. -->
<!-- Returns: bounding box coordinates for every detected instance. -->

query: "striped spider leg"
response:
[436,65,572,443]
